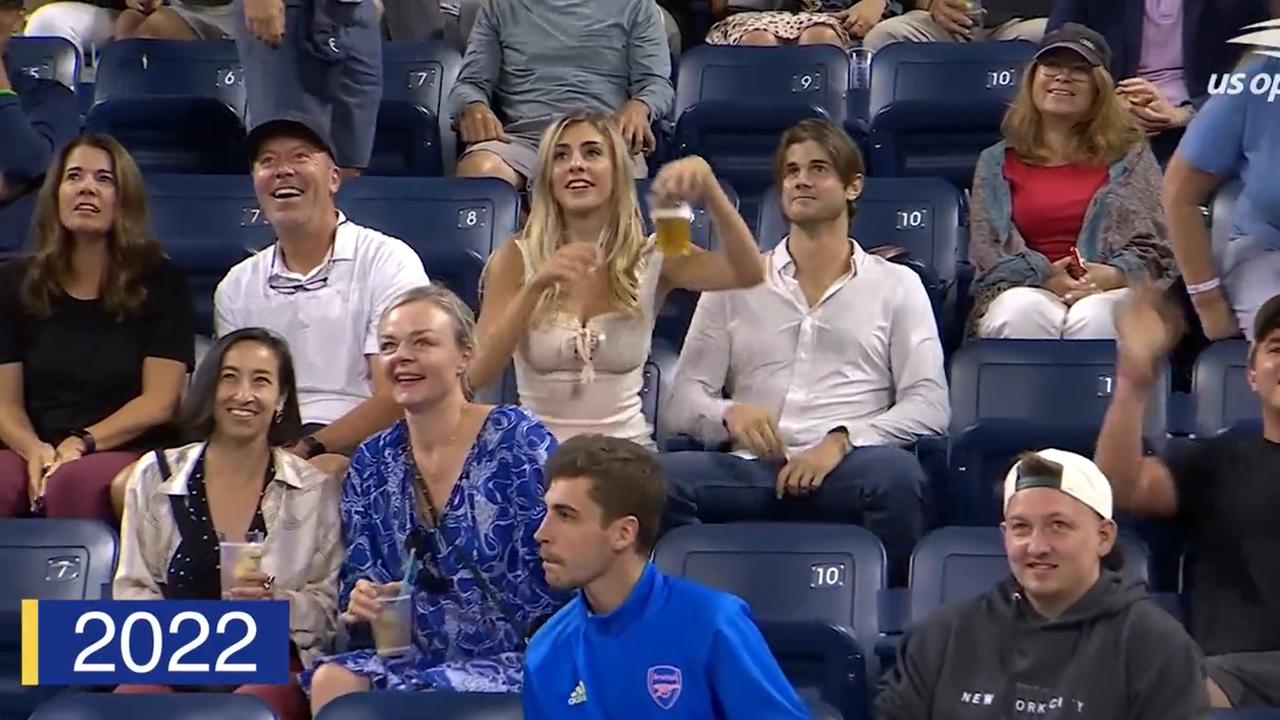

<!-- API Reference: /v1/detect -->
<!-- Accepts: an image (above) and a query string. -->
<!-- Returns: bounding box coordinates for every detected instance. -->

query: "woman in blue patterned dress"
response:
[302,285,563,715]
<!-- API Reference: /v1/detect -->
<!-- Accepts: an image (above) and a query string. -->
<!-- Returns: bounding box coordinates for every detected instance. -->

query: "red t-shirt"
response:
[1003,149,1109,263]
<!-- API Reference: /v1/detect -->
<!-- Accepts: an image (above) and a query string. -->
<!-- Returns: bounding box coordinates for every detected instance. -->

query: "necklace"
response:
[410,402,470,523]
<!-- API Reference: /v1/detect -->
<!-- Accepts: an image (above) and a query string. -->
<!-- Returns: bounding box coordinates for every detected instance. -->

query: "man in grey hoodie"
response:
[876,448,1208,720]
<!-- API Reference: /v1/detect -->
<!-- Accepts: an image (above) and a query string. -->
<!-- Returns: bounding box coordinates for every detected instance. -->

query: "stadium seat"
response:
[0,192,36,259]
[1192,340,1255,437]
[635,177,740,347]
[6,36,80,91]
[907,526,1155,625]
[337,176,522,311]
[29,693,276,720]
[866,40,1036,190]
[0,520,119,720]
[314,690,521,720]
[653,522,885,718]
[368,41,461,177]
[87,39,248,174]
[947,340,1169,526]
[673,45,850,210]
[145,174,272,336]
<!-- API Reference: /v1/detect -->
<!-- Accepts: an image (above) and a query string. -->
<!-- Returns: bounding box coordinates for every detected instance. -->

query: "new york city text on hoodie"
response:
[876,572,1208,720]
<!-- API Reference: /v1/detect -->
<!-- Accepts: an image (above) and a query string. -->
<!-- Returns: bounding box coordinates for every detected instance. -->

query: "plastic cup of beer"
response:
[219,531,265,595]
[963,0,985,22]
[373,592,414,658]
[652,203,694,257]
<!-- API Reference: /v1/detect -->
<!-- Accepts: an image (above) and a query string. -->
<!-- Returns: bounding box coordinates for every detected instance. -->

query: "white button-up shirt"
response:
[214,213,429,425]
[666,238,950,455]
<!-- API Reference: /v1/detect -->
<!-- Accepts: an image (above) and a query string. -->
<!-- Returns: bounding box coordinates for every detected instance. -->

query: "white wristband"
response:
[1186,278,1221,296]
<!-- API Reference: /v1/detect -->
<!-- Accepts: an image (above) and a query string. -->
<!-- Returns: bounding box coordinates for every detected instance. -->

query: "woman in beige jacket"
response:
[112,327,342,720]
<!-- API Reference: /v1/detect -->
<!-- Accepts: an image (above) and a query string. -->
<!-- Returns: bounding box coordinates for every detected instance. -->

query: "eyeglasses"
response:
[266,244,335,295]
[1038,63,1091,81]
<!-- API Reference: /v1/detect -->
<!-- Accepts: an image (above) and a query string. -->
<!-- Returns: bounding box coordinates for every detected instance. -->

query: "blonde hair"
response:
[380,285,477,401]
[518,112,651,324]
[1001,61,1143,166]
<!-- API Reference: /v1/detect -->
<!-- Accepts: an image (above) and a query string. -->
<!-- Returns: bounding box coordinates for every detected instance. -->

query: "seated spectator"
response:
[876,449,1208,719]
[1,0,79,245]
[470,112,764,450]
[0,134,193,521]
[524,434,809,719]
[448,0,673,188]
[303,286,563,714]
[969,24,1174,340]
[22,0,117,68]
[1162,54,1280,342]
[863,0,1047,50]
[1096,286,1280,709]
[212,116,428,481]
[1047,0,1270,165]
[705,0,902,49]
[660,119,947,583]
[115,0,235,40]
[113,328,341,720]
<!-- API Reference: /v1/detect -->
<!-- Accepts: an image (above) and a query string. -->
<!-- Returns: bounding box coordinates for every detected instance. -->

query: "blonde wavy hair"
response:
[518,112,651,325]
[1002,60,1143,166]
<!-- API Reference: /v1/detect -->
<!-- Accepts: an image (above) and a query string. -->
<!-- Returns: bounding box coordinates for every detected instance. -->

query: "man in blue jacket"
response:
[524,434,809,720]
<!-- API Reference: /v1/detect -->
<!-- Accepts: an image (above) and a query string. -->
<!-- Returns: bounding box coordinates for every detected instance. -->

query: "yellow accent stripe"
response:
[20,599,38,686]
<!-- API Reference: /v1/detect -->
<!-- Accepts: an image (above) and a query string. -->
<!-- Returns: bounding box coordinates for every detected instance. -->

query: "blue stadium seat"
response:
[337,176,521,311]
[6,36,80,91]
[866,41,1036,190]
[314,690,521,720]
[947,340,1169,526]
[673,45,850,207]
[635,177,739,347]
[29,693,276,720]
[87,40,248,174]
[145,174,272,336]
[369,41,461,177]
[1192,340,1255,437]
[653,522,884,718]
[908,526,1155,625]
[0,520,119,720]
[0,192,36,259]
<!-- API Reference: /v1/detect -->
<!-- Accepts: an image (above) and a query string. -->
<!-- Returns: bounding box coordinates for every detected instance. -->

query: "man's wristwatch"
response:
[299,435,327,459]
[68,428,96,454]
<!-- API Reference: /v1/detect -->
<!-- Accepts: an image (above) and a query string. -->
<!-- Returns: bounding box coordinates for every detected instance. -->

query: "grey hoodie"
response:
[875,571,1208,720]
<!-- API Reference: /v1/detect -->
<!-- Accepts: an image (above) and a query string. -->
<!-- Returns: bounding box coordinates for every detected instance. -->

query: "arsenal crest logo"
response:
[647,665,683,710]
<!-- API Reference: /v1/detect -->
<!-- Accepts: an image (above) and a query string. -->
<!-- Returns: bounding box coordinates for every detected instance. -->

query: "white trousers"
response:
[24,2,117,71]
[978,287,1129,340]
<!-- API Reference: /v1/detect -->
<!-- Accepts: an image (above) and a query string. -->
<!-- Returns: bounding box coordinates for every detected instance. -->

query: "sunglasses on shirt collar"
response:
[405,525,453,594]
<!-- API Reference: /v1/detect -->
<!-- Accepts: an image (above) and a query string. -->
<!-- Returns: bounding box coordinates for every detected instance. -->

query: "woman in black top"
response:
[0,133,194,522]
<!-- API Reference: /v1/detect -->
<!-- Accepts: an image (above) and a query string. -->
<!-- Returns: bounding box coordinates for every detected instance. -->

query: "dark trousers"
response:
[658,446,926,585]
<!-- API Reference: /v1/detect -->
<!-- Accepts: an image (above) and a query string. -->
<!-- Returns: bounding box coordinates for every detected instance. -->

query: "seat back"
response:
[88,39,248,173]
[337,177,520,310]
[0,191,36,259]
[30,693,276,720]
[674,45,849,200]
[867,41,1036,188]
[146,174,273,335]
[908,526,1153,624]
[1192,339,1254,437]
[6,36,80,91]
[0,520,118,613]
[371,41,462,176]
[314,691,522,720]
[947,340,1169,524]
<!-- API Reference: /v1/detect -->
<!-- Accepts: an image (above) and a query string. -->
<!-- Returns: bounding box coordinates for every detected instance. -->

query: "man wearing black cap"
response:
[877,449,1207,720]
[233,0,380,176]
[213,116,428,476]
[863,0,1049,51]
[1098,286,1280,709]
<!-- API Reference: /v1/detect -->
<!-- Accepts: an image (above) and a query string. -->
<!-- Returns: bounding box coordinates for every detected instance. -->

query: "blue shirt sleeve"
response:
[0,77,78,188]
[1175,85,1247,177]
[708,600,809,719]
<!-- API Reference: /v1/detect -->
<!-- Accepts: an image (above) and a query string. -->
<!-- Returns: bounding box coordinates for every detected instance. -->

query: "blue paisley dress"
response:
[299,405,564,693]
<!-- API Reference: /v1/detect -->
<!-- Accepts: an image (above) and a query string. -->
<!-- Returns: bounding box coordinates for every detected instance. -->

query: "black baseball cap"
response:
[1035,22,1112,69]
[246,113,335,162]
[1254,293,1280,342]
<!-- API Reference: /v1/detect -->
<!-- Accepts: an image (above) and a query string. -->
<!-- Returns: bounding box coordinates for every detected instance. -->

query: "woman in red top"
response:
[967,23,1175,339]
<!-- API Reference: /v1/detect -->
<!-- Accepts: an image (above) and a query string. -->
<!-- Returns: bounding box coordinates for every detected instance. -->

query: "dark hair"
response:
[773,119,866,218]
[22,134,162,320]
[178,328,302,446]
[544,434,667,555]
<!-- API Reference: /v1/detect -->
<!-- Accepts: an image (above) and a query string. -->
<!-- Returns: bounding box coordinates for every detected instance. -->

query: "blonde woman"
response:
[968,23,1175,340]
[471,111,764,450]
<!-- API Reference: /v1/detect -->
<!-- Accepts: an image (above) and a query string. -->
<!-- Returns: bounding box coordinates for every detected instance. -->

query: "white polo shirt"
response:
[213,212,429,426]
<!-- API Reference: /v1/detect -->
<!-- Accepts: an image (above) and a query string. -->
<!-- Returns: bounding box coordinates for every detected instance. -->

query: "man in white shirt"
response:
[661,119,950,582]
[214,115,429,475]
